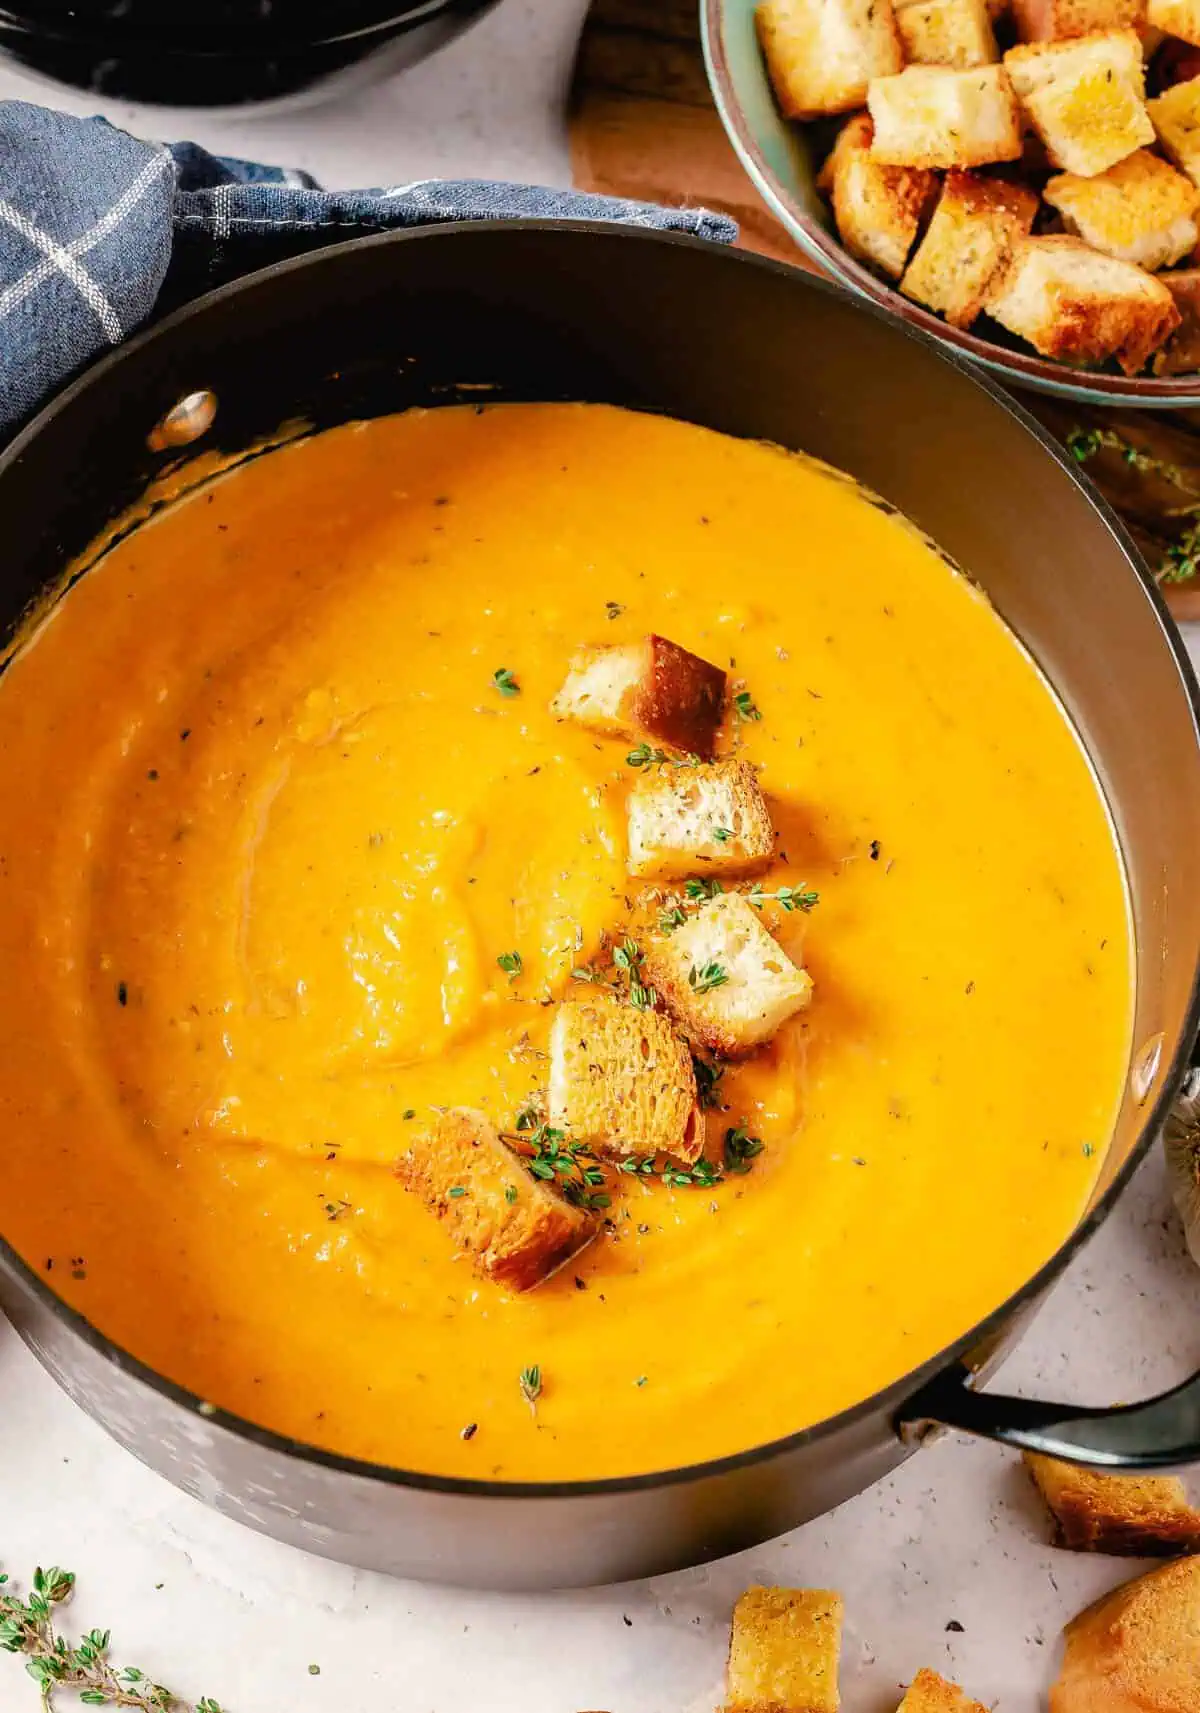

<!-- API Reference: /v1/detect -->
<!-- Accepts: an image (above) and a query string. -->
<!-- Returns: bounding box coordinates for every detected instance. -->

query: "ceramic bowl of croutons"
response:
[703,0,1200,399]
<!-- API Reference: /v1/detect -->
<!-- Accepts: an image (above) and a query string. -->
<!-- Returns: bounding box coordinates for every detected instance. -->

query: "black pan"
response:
[1,223,1199,1591]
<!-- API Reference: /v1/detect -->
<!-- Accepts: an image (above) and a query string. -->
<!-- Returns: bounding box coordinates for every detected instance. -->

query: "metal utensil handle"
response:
[898,1361,1200,1473]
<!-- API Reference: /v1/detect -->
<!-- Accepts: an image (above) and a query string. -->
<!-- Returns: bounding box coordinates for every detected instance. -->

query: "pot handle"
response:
[896,1361,1200,1472]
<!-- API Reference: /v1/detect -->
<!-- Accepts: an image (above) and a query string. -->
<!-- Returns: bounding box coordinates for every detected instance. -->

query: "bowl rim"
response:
[0,218,1198,1503]
[701,0,1200,408]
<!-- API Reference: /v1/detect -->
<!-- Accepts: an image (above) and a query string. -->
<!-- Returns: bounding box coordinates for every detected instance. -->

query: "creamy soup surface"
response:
[0,403,1131,1479]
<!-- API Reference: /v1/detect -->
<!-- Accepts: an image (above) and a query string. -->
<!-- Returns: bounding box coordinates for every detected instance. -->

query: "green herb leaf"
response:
[688,961,729,996]
[733,688,762,723]
[685,877,723,900]
[626,742,669,768]
[504,1183,519,1204]
[724,1125,765,1174]
[492,666,520,697]
[519,1364,543,1408]
[448,1186,467,1199]
[497,950,523,980]
[605,601,624,620]
[712,826,733,844]
[658,904,687,932]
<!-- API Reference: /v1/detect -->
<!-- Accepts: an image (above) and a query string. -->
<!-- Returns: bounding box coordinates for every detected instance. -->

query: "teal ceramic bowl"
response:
[702,0,1200,406]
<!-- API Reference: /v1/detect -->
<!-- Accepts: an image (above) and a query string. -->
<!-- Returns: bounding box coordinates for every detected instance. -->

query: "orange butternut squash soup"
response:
[0,403,1132,1480]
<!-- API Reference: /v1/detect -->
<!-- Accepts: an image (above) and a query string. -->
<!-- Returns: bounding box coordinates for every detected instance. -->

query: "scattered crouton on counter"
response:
[1049,1556,1200,1712]
[626,757,775,879]
[755,0,903,119]
[550,635,726,759]
[1012,0,1146,41]
[643,891,812,1058]
[394,1107,595,1291]
[1004,30,1154,176]
[986,234,1180,370]
[725,1586,844,1713]
[1149,73,1200,183]
[547,996,705,1162]
[893,0,1000,67]
[1043,147,1200,265]
[897,1668,989,1711]
[901,170,1038,325]
[1154,266,1200,369]
[1148,0,1200,45]
[818,114,940,276]
[1024,1451,1200,1553]
[867,63,1024,166]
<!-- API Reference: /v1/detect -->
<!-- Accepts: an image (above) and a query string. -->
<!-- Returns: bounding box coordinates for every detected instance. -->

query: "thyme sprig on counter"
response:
[0,1566,223,1711]
[1066,425,1200,585]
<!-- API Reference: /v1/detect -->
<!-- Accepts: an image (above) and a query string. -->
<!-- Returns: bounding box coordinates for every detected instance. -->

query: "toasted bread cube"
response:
[726,1587,843,1713]
[986,235,1180,371]
[547,997,704,1162]
[1024,1452,1200,1553]
[627,759,775,880]
[1005,31,1153,174]
[818,114,939,276]
[1044,149,1199,267]
[1012,0,1145,40]
[395,1107,594,1291]
[1050,1558,1200,1713]
[894,0,999,66]
[898,1670,988,1712]
[643,892,812,1058]
[1149,0,1200,44]
[1149,75,1200,187]
[867,65,1023,167]
[551,635,726,759]
[757,0,903,119]
[1154,268,1200,370]
[901,170,1038,325]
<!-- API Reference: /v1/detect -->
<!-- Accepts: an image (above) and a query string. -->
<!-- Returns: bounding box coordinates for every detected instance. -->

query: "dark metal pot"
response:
[1,224,1200,1591]
[0,0,500,108]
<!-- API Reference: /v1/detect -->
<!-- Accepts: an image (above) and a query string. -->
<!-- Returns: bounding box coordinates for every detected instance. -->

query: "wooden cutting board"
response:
[568,0,1200,618]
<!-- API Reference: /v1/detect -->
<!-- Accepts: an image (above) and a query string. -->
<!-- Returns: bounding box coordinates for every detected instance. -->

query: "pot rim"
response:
[1,219,1198,1501]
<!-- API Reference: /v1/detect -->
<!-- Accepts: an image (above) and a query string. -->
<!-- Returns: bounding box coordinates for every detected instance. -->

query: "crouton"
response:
[897,1669,988,1712]
[1050,1557,1200,1713]
[901,170,1039,325]
[547,996,704,1162]
[1148,0,1200,45]
[986,235,1180,371]
[867,65,1023,168]
[726,1587,843,1713]
[1024,1452,1200,1554]
[395,1107,594,1291]
[1012,0,1145,42]
[627,758,775,879]
[1149,74,1200,187]
[550,635,726,759]
[1044,149,1200,268]
[642,892,812,1058]
[756,0,903,119]
[894,0,999,67]
[1005,31,1154,175]
[818,114,939,276]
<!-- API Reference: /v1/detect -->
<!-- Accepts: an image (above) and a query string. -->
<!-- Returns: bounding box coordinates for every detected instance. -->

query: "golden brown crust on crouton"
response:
[1149,74,1200,187]
[1013,0,1145,41]
[395,1107,594,1291]
[898,1669,989,1712]
[726,1586,843,1713]
[627,757,775,879]
[867,64,1023,168]
[1154,268,1200,370]
[1050,1557,1200,1713]
[757,0,903,119]
[1006,30,1153,175]
[894,0,999,67]
[818,114,940,277]
[643,892,813,1059]
[901,170,1038,325]
[550,635,726,759]
[986,235,1180,372]
[1148,0,1200,45]
[1044,149,1200,268]
[1024,1453,1200,1554]
[547,996,704,1162]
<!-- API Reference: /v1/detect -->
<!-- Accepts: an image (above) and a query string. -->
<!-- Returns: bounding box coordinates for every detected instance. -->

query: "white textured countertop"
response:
[2,11,1200,1710]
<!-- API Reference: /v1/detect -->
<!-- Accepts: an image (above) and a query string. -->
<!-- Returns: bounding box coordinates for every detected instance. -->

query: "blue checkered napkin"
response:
[0,99,737,435]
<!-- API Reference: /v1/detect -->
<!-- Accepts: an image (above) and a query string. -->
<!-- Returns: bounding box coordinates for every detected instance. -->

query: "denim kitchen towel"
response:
[0,99,737,435]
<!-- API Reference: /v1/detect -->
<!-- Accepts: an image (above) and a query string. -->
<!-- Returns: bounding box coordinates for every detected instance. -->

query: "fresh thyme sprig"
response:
[492,666,520,697]
[0,1567,223,1711]
[612,939,657,1011]
[511,1113,611,1212]
[496,950,523,981]
[1065,425,1200,585]
[624,743,700,770]
[688,961,729,996]
[618,1155,724,1188]
[732,688,762,723]
[519,1365,543,1412]
[747,882,820,913]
